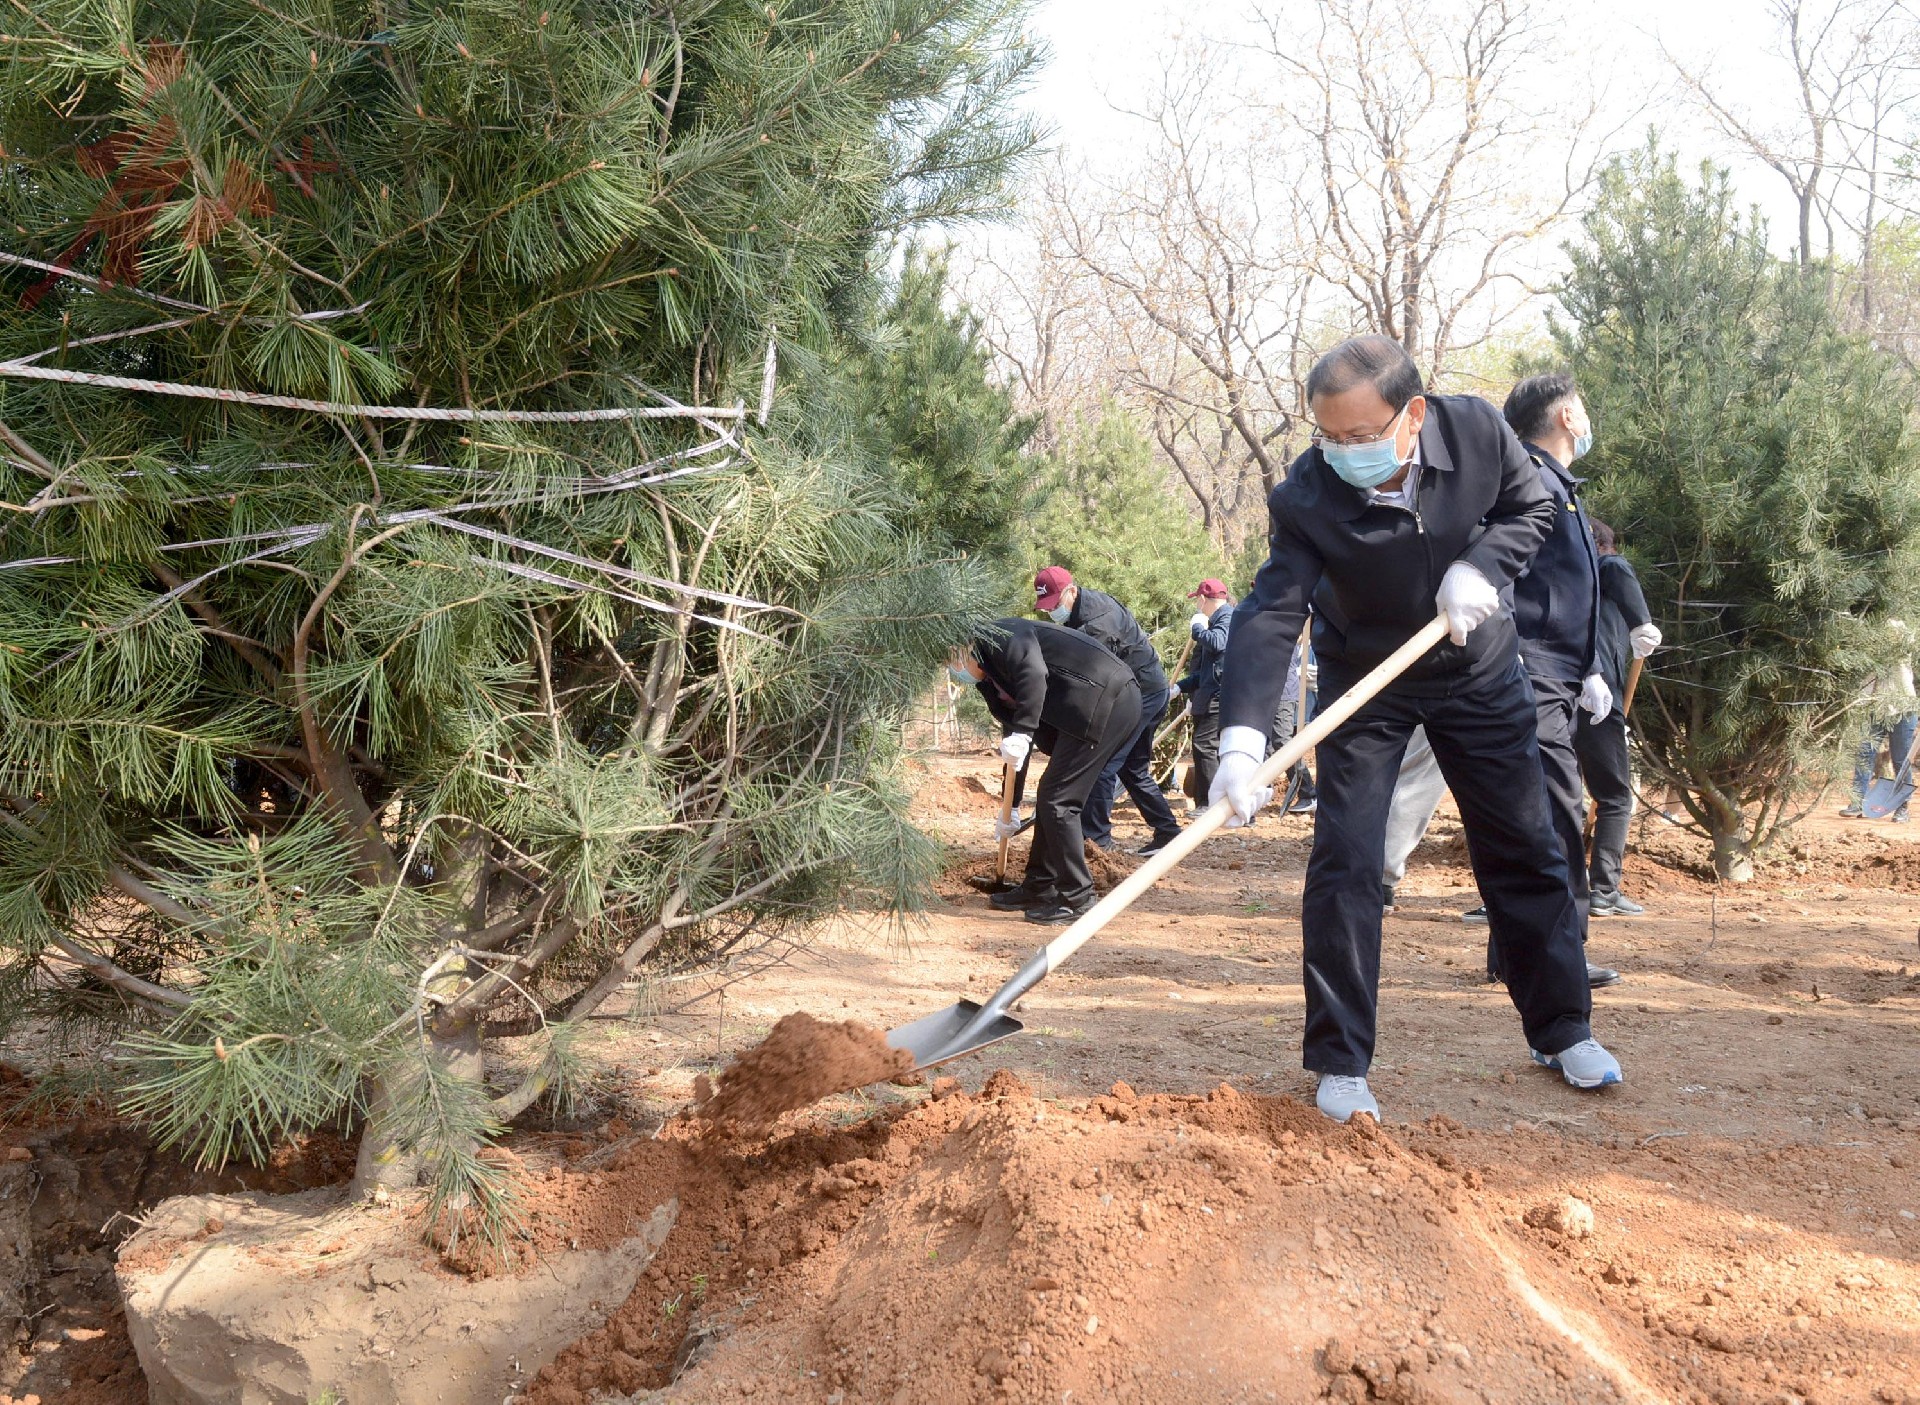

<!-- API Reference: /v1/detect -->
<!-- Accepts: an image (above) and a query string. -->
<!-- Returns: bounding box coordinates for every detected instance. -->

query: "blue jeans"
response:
[1853,713,1919,797]
[1082,686,1180,847]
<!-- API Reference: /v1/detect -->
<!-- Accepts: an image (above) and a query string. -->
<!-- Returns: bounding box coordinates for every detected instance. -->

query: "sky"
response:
[1008,0,1815,254]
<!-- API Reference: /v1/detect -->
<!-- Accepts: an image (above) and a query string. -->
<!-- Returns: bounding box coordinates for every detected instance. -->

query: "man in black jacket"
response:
[1176,580,1234,807]
[952,618,1142,924]
[1214,335,1619,1124]
[1033,567,1183,855]
[1581,519,1660,916]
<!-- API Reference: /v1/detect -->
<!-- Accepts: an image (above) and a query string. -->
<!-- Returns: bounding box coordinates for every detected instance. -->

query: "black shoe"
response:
[1287,796,1318,815]
[1136,832,1180,856]
[1461,905,1488,924]
[989,885,1053,911]
[1587,962,1622,988]
[1840,802,1864,818]
[1025,897,1095,925]
[1382,883,1397,912]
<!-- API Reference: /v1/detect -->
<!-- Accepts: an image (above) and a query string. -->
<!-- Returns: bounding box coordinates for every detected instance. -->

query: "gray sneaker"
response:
[1315,1074,1379,1123]
[1531,1038,1623,1089]
[1591,891,1645,917]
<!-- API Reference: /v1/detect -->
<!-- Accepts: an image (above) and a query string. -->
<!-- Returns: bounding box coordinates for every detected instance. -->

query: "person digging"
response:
[1213,334,1623,1124]
[951,618,1142,924]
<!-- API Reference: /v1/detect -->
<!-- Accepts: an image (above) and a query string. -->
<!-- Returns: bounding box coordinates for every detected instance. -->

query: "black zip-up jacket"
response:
[974,618,1138,748]
[1511,445,1602,684]
[1177,602,1233,711]
[1219,394,1556,732]
[1065,588,1168,697]
[1593,554,1653,702]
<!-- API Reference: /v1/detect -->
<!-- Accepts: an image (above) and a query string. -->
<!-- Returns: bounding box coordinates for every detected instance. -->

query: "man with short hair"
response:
[1214,334,1620,1124]
[951,619,1142,925]
[1176,579,1234,809]
[1033,567,1183,855]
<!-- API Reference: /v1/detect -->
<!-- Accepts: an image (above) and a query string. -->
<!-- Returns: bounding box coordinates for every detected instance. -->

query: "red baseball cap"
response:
[1034,566,1074,611]
[1188,578,1229,600]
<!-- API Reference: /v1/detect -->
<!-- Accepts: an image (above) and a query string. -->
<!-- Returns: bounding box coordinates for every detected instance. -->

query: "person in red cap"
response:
[1032,567,1183,855]
[1175,579,1235,808]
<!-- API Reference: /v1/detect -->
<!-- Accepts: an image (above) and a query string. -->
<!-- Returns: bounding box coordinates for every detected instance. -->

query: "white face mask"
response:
[948,666,976,687]
[1048,604,1072,624]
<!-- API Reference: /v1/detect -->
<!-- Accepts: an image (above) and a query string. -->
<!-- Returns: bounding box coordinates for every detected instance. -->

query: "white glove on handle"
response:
[1579,673,1613,722]
[1629,623,1662,659]
[993,808,1023,842]
[998,732,1032,769]
[1435,561,1499,646]
[1190,612,1210,635]
[1209,725,1273,828]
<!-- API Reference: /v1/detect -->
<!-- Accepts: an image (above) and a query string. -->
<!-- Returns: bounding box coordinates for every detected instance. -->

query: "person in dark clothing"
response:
[952,618,1142,924]
[1472,373,1621,988]
[1580,518,1659,916]
[1176,579,1234,808]
[1212,335,1619,1124]
[1032,567,1183,855]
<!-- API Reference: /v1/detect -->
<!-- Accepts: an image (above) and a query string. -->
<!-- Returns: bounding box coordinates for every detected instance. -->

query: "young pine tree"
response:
[0,0,1038,1237]
[1559,144,1920,879]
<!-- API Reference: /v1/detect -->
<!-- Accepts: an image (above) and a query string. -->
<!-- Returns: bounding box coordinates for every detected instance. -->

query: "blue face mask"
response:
[1319,406,1410,489]
[1048,604,1073,624]
[948,666,976,687]
[1572,431,1594,461]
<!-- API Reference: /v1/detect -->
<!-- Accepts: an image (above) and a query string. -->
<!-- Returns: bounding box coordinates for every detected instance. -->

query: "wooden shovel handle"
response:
[1621,655,1645,717]
[994,761,1017,881]
[1034,613,1452,975]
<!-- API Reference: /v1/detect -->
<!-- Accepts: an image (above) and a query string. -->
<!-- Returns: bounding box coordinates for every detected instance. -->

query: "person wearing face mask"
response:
[1213,335,1619,1125]
[1032,567,1184,856]
[1176,580,1235,810]
[1444,374,1619,987]
[949,618,1142,924]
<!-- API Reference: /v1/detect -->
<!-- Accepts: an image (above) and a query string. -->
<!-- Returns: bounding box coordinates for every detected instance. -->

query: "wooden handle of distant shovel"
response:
[1032,613,1452,976]
[994,761,1017,882]
[1621,655,1645,717]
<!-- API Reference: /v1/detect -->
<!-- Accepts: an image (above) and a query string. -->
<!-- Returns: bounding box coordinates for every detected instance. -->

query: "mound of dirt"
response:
[527,1077,1677,1405]
[692,1014,912,1134]
[938,842,1137,901]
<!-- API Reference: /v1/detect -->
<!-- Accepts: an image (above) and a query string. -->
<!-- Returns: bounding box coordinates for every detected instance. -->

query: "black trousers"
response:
[1487,674,1589,979]
[1186,701,1219,807]
[1022,687,1142,904]
[1303,659,1592,1076]
[1083,685,1180,846]
[1575,709,1632,897]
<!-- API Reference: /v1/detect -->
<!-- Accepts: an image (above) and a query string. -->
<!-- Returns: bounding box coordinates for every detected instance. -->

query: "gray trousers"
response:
[1382,725,1447,885]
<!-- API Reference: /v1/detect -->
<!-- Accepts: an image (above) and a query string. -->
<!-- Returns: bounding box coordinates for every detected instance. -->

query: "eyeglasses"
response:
[1311,403,1409,450]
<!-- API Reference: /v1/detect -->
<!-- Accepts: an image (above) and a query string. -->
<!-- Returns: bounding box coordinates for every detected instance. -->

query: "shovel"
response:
[1862,724,1920,819]
[890,613,1453,1070]
[966,762,1026,893]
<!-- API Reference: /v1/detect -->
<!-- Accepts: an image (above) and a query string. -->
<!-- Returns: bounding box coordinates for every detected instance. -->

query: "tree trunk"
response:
[351,958,486,1198]
[1709,824,1754,883]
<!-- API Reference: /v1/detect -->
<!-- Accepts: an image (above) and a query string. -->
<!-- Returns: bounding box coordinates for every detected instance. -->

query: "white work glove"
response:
[1209,725,1273,827]
[1628,623,1661,659]
[1302,663,1319,690]
[1435,561,1499,646]
[1579,673,1613,722]
[998,732,1032,769]
[993,808,1023,842]
[1168,679,1183,696]
[1190,612,1210,635]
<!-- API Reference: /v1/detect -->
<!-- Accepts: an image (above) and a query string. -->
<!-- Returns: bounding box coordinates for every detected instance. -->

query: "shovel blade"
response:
[1862,778,1913,819]
[967,875,1018,894]
[886,999,1024,1071]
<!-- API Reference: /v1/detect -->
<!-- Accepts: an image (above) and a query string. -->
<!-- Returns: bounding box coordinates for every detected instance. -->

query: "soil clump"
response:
[692,1014,913,1134]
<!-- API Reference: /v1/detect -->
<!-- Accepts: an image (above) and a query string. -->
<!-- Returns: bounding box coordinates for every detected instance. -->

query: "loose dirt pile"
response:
[692,1014,913,1134]
[525,1073,1912,1405]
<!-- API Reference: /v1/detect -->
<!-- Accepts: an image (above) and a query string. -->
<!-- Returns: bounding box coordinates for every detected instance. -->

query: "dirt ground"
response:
[523,754,1920,1405]
[6,752,1920,1404]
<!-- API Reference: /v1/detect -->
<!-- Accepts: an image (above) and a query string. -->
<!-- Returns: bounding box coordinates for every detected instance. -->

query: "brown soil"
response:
[692,1014,913,1134]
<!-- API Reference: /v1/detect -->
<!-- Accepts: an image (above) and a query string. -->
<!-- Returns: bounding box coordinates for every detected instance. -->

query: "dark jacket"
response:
[1511,445,1602,684]
[974,617,1138,748]
[1219,394,1556,732]
[1066,588,1168,697]
[1177,603,1233,711]
[1593,553,1653,702]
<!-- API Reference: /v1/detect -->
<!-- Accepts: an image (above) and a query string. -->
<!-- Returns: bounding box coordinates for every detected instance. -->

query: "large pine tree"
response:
[1560,144,1920,879]
[0,0,1038,1235]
